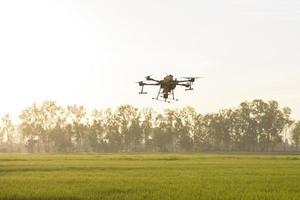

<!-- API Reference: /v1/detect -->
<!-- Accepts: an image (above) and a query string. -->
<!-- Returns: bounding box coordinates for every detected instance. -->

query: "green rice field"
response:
[0,153,300,200]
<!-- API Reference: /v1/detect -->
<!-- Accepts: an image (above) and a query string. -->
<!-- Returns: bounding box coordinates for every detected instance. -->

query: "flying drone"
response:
[137,74,201,103]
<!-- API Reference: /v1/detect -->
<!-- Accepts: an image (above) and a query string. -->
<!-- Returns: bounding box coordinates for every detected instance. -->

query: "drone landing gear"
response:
[170,90,179,101]
[139,85,147,94]
[152,89,178,103]
[152,88,170,102]
[185,88,194,91]
[152,98,171,103]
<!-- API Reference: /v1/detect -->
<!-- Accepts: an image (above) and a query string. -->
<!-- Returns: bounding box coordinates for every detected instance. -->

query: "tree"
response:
[260,101,292,151]
[89,109,105,152]
[19,103,43,152]
[103,108,122,152]
[238,100,266,151]
[0,114,15,150]
[235,100,292,152]
[48,120,73,152]
[204,109,235,151]
[66,105,87,151]
[128,118,143,151]
[152,111,176,152]
[0,122,2,145]
[140,108,155,151]
[176,107,196,152]
[115,105,141,152]
[0,100,295,153]
[193,113,215,151]
[39,101,65,152]
[292,121,300,151]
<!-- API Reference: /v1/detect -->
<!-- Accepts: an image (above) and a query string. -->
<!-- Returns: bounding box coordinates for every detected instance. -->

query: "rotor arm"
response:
[176,83,190,87]
[137,81,160,86]
[147,78,160,82]
[138,82,160,94]
[142,83,160,86]
[175,80,190,83]
[145,76,160,82]
[176,82,194,91]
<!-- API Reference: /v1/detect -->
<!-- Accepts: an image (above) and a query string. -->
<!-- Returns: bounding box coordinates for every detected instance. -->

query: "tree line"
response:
[0,99,300,153]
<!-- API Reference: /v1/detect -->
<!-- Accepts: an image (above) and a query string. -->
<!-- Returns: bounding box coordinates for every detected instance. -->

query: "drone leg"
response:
[139,85,148,94]
[153,87,161,100]
[171,90,178,101]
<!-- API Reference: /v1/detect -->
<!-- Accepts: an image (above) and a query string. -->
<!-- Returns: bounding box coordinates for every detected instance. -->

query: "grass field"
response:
[0,153,300,200]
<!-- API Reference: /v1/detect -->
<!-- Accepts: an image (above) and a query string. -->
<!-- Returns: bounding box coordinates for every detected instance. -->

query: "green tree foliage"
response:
[140,108,155,151]
[0,114,15,145]
[66,105,87,151]
[292,121,300,150]
[89,109,105,152]
[1,99,297,152]
[176,107,196,152]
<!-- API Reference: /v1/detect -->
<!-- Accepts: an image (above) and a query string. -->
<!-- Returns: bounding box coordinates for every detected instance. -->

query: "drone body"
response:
[137,74,200,103]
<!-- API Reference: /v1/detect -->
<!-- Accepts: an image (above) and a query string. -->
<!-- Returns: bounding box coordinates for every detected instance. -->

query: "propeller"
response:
[145,74,153,80]
[181,76,203,79]
[180,76,204,82]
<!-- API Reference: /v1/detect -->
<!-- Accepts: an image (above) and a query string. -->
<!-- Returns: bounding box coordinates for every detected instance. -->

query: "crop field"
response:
[0,153,300,200]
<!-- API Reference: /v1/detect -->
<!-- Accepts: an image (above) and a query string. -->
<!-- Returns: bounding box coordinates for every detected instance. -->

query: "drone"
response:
[137,74,201,103]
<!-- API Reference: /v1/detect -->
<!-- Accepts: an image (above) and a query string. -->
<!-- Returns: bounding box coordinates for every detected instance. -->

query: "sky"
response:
[0,0,299,120]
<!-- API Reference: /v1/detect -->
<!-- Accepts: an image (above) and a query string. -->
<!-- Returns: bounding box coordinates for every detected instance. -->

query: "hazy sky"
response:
[0,0,299,119]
